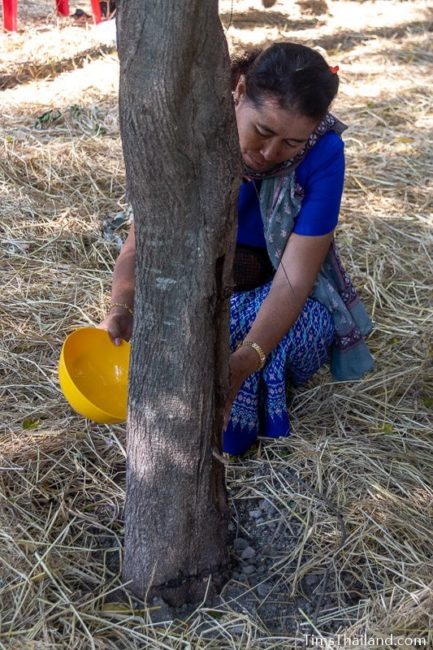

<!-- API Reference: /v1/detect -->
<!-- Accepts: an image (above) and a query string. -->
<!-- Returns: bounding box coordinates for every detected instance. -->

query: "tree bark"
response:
[117,1,241,605]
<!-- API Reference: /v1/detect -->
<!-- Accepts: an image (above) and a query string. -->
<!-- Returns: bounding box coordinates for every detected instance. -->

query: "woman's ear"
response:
[234,75,246,104]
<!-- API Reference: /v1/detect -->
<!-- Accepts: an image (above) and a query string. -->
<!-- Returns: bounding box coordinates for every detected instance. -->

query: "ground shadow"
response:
[220,7,318,30]
[311,17,433,53]
[0,43,115,91]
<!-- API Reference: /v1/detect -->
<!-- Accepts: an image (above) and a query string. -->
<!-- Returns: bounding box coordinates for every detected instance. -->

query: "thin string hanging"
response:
[223,0,234,30]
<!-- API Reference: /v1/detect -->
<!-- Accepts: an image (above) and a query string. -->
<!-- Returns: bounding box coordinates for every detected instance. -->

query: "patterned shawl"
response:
[251,113,374,381]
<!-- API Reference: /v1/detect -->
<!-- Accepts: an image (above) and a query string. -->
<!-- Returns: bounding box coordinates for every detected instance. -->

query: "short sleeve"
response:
[236,179,267,248]
[293,132,345,236]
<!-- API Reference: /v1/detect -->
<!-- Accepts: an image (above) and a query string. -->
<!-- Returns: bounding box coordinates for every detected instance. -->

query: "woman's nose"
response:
[260,140,282,162]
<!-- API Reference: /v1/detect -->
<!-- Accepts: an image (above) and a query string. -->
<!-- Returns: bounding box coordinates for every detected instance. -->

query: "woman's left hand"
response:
[222,346,260,431]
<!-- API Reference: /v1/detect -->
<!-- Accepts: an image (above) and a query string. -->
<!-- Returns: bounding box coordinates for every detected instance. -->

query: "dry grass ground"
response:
[0,0,432,647]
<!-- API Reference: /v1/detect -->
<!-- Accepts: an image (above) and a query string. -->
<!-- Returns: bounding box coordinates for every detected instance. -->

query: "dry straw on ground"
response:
[0,0,432,647]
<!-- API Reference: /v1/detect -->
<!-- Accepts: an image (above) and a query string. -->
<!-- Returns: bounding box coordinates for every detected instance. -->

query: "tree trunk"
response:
[117,1,241,605]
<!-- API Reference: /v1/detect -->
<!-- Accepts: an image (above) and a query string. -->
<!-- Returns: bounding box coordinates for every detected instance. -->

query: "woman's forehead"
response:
[249,98,316,139]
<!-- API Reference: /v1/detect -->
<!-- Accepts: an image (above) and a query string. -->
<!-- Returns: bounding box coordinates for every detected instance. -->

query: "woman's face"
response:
[234,77,318,172]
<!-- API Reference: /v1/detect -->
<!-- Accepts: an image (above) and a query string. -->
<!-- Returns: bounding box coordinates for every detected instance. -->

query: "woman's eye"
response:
[255,127,269,137]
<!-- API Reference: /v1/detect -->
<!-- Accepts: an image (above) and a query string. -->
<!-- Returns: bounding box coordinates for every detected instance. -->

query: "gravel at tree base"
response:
[102,451,366,637]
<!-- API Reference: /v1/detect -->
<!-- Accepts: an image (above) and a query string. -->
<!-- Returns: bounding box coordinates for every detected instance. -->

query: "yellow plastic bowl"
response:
[59,327,130,424]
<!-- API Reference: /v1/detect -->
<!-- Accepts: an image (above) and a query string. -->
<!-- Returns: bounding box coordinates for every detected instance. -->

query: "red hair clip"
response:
[329,65,340,74]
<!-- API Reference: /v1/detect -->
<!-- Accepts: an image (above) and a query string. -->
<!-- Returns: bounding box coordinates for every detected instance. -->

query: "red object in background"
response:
[55,0,69,16]
[2,0,102,31]
[90,0,102,23]
[3,0,18,31]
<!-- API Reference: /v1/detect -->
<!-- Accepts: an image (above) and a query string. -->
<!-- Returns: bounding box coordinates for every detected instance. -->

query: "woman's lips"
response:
[245,152,268,170]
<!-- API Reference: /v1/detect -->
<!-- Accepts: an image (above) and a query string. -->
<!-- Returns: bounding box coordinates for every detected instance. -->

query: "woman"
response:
[100,43,373,456]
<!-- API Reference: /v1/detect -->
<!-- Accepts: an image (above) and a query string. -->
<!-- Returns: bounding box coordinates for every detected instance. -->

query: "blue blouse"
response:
[237,131,345,247]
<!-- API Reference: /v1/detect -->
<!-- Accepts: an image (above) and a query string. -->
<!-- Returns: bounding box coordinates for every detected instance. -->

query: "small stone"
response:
[304,574,321,589]
[256,583,270,598]
[260,499,276,513]
[233,537,249,551]
[249,509,262,519]
[242,565,256,575]
[241,546,256,560]
[150,597,172,623]
[228,522,235,532]
[303,602,314,614]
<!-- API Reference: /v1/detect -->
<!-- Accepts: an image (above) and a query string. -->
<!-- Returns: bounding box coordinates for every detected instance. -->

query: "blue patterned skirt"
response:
[223,282,335,455]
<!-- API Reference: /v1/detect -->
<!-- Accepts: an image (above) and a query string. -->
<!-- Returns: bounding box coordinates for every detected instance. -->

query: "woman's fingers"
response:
[97,314,132,345]
[97,319,120,345]
[222,349,260,432]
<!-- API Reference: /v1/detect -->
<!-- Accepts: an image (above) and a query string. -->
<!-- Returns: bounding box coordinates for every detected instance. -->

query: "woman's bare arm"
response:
[245,232,333,357]
[98,224,136,343]
[224,232,333,425]
[111,223,136,308]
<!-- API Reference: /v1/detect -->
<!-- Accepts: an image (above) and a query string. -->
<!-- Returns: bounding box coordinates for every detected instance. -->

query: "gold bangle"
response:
[110,302,133,317]
[238,340,266,370]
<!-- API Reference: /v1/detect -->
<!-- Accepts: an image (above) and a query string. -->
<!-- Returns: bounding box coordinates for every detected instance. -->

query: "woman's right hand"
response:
[98,306,133,345]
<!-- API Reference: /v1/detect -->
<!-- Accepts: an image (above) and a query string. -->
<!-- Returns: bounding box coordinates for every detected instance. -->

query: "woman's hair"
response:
[231,42,339,120]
